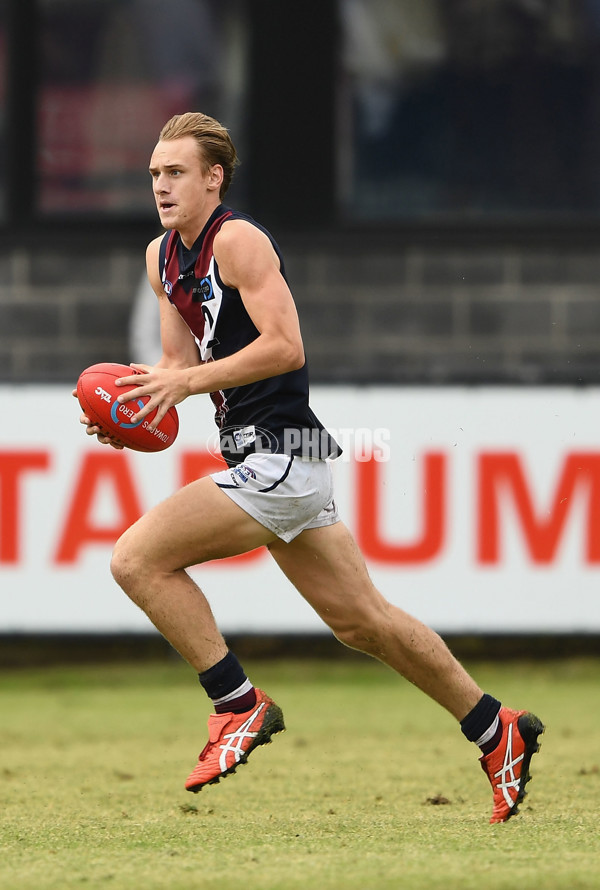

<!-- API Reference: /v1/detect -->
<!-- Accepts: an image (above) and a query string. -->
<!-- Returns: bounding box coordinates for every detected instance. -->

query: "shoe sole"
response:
[187,702,286,793]
[504,712,545,821]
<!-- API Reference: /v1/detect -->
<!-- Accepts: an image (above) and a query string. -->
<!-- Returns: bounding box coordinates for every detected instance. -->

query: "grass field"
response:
[1,655,599,890]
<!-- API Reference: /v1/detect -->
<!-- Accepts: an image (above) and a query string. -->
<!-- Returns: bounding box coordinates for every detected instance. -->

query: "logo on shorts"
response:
[230,464,257,486]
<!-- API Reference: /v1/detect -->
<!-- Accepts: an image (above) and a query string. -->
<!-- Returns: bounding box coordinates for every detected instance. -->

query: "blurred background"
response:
[2,0,600,661]
[3,0,600,384]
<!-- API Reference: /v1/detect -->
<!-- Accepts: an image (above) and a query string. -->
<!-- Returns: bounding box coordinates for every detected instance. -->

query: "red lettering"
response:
[478,452,600,564]
[179,450,227,485]
[179,450,266,565]
[54,452,144,563]
[356,453,446,563]
[0,450,50,563]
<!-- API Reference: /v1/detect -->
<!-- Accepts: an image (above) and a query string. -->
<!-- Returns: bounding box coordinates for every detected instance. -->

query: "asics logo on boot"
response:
[494,723,524,808]
[218,702,266,772]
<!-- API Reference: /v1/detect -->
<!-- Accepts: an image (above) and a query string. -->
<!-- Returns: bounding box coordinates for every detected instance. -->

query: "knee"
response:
[329,600,389,655]
[110,531,149,597]
[334,622,379,654]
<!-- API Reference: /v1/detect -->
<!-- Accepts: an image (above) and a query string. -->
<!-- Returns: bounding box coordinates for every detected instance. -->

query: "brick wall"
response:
[285,238,600,385]
[0,246,142,382]
[2,238,600,384]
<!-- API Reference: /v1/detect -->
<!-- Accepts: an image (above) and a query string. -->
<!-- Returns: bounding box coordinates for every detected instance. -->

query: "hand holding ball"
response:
[76,362,179,452]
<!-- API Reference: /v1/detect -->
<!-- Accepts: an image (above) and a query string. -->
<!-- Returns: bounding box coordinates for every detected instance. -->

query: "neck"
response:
[179,200,222,249]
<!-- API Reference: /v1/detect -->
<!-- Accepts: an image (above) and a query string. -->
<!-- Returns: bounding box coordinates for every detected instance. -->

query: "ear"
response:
[207,164,224,192]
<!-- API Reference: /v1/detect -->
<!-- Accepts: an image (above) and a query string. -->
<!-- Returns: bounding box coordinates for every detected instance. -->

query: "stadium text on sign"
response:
[2,447,600,567]
[358,451,600,565]
[1,385,599,633]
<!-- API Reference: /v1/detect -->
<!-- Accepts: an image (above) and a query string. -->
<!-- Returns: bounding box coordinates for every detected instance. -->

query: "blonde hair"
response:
[159,112,239,199]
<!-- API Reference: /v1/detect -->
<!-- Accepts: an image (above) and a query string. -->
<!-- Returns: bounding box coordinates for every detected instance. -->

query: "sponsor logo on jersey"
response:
[207,425,279,458]
[233,426,257,449]
[192,276,214,302]
[163,279,173,297]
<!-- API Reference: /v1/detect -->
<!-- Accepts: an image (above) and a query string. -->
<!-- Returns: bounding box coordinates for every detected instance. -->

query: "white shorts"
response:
[211,452,339,542]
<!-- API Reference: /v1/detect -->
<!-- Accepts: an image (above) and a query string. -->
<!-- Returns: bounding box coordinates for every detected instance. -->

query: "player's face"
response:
[149,137,219,239]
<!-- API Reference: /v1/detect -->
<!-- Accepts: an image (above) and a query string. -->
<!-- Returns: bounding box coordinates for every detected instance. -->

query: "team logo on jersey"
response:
[192,276,214,302]
[163,279,173,297]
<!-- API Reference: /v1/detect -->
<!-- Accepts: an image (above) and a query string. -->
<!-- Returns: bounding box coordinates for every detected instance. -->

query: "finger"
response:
[115,373,146,388]
[95,430,124,449]
[116,387,143,404]
[147,403,168,431]
[126,396,156,425]
[85,423,102,436]
[85,422,109,439]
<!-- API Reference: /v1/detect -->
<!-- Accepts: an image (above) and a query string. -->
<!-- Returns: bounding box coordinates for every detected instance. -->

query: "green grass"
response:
[1,657,599,890]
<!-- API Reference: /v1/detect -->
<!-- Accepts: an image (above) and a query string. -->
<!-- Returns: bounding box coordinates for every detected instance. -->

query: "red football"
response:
[76,362,179,452]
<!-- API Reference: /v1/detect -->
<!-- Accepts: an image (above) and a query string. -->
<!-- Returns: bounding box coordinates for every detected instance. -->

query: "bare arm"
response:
[193,219,305,388]
[145,236,201,371]
[74,237,201,447]
[115,220,305,427]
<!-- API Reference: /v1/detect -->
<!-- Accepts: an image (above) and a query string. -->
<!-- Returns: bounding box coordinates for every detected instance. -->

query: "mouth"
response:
[159,202,176,212]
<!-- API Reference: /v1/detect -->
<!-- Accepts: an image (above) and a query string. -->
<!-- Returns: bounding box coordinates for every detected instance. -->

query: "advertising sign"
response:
[1,386,599,633]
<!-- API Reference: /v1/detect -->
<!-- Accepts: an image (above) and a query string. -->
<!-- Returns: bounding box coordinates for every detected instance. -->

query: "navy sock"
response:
[460,693,502,755]
[198,651,256,714]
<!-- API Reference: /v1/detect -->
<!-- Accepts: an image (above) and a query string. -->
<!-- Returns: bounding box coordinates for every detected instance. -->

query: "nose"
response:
[154,172,169,193]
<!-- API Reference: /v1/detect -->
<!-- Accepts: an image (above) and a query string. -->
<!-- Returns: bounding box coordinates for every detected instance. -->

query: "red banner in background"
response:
[1,386,599,632]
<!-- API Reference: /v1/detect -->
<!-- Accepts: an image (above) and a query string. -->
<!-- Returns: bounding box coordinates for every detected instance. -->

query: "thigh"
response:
[268,521,385,629]
[119,475,277,570]
[211,453,336,542]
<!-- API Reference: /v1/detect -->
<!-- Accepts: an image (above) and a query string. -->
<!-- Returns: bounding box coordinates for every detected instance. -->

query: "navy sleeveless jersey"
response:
[159,204,341,466]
